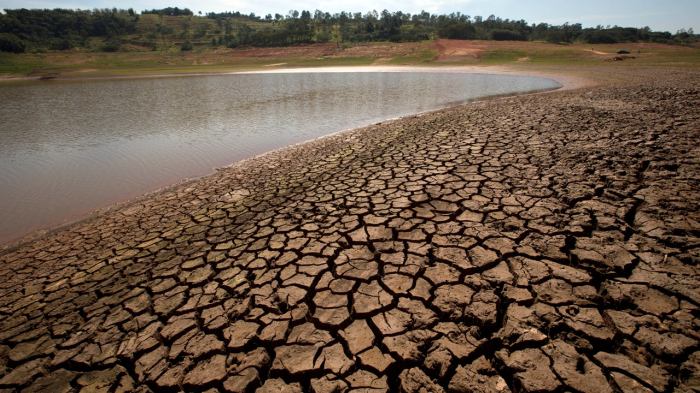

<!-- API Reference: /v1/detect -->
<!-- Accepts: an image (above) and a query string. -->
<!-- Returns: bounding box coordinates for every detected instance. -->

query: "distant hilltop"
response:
[0,7,697,53]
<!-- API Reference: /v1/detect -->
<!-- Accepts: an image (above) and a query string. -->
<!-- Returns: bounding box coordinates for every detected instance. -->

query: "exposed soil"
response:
[0,67,698,393]
[434,39,485,61]
[216,41,432,60]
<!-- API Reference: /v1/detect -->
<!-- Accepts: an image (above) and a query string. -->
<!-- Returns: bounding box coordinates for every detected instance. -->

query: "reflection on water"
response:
[0,71,560,242]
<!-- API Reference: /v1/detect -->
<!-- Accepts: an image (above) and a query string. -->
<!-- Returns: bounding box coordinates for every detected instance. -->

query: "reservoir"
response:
[0,70,560,243]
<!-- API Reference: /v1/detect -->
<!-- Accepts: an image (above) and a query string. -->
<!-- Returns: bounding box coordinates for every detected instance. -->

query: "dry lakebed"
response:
[0,66,698,393]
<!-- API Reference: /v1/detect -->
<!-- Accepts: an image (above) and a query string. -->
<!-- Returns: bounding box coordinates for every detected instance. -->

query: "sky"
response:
[1,0,697,33]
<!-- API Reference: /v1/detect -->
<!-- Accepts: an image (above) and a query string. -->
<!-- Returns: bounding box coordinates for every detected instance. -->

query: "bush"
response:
[437,23,476,40]
[180,40,193,51]
[101,38,121,52]
[544,30,567,44]
[0,33,26,53]
[49,38,74,50]
[491,29,526,41]
[582,31,617,44]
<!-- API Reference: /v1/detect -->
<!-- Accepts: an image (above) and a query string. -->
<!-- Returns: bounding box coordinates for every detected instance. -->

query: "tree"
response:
[491,29,526,41]
[0,7,694,52]
[143,7,193,16]
[101,37,121,52]
[331,23,342,47]
[181,40,193,51]
[0,33,26,53]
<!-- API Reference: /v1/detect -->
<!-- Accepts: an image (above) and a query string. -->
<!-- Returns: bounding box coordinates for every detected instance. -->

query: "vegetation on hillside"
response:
[0,7,697,53]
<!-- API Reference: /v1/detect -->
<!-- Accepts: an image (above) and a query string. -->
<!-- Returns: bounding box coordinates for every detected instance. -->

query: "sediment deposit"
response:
[0,68,698,392]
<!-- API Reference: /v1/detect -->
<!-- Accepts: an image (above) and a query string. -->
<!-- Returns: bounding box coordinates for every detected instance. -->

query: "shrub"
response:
[491,29,526,41]
[181,40,193,51]
[101,38,121,52]
[437,23,476,40]
[49,38,74,50]
[582,31,617,44]
[0,33,26,53]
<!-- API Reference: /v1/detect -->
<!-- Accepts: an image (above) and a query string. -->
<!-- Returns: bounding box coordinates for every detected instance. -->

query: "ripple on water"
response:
[0,71,560,242]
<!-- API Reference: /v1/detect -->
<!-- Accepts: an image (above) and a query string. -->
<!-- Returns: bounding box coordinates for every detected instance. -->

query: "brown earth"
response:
[200,40,697,63]
[434,39,486,61]
[229,41,433,59]
[0,67,699,392]
[5,40,697,81]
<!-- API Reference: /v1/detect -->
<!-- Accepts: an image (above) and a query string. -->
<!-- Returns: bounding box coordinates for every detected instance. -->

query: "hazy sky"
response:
[1,0,697,33]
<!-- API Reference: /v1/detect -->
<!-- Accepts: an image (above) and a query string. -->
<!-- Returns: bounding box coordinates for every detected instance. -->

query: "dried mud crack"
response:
[0,69,699,393]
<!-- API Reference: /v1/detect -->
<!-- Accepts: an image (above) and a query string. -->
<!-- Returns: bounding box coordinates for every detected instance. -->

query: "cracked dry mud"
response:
[1,69,699,393]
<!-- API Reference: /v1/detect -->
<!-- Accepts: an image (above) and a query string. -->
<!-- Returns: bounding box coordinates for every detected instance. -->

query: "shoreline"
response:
[0,64,593,90]
[0,66,588,252]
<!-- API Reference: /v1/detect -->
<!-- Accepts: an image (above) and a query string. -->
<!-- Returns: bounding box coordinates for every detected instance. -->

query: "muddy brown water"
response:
[0,71,560,243]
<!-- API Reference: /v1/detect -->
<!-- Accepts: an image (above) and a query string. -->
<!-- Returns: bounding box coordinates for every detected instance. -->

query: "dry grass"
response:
[0,39,698,80]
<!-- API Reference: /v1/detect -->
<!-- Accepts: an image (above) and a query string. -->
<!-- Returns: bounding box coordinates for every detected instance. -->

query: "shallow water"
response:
[0,71,560,243]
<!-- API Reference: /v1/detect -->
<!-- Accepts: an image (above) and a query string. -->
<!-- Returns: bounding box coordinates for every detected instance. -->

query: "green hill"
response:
[0,8,696,54]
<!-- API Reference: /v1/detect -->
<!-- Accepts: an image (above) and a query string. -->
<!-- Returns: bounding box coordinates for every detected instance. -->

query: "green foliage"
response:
[101,37,121,52]
[0,7,696,53]
[180,40,193,51]
[48,36,77,50]
[530,23,582,43]
[581,31,617,44]
[0,33,26,53]
[142,7,193,16]
[0,8,137,51]
[491,29,527,41]
[437,22,476,40]
[580,27,637,44]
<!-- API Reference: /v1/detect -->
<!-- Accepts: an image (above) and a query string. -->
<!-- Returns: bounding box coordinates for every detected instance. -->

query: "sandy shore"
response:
[0,66,698,392]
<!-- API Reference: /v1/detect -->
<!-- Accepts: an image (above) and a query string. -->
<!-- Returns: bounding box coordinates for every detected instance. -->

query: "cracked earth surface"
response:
[0,69,699,393]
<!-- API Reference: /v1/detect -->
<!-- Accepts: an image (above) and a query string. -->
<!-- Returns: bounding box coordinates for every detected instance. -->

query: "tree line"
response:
[0,8,138,52]
[0,7,696,53]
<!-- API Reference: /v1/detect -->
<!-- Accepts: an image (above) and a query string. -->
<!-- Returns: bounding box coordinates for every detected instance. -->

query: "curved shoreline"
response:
[0,66,584,251]
[0,64,593,91]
